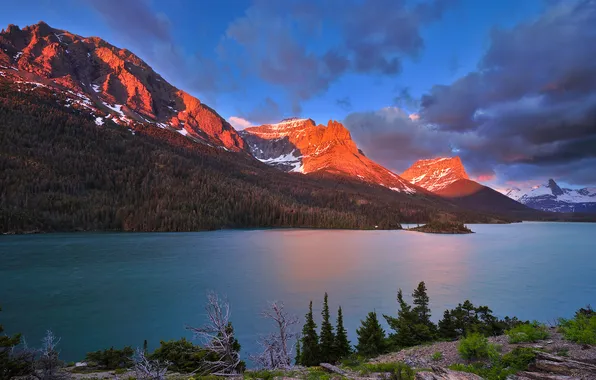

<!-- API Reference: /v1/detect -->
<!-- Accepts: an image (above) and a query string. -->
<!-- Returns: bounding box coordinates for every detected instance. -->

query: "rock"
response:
[319,363,347,376]
[415,366,483,380]
[241,118,417,193]
[75,361,87,367]
[515,371,579,380]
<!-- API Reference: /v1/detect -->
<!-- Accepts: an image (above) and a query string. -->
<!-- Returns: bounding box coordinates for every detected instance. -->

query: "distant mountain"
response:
[401,157,469,192]
[401,157,545,218]
[435,179,536,216]
[0,21,246,151]
[505,179,596,213]
[240,118,419,194]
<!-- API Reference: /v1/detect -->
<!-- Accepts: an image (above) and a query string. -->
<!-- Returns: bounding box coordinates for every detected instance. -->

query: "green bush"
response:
[386,363,415,380]
[450,346,536,380]
[457,333,495,360]
[431,351,443,361]
[558,313,596,345]
[149,338,209,373]
[501,347,536,370]
[506,321,549,343]
[85,346,134,369]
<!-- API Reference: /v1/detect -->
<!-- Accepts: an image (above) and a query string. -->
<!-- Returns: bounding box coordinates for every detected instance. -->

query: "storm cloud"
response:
[222,0,455,116]
[346,0,596,186]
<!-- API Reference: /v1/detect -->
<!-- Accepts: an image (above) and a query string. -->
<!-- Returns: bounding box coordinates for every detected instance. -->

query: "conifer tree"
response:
[384,289,419,348]
[295,339,301,365]
[412,281,436,339]
[355,311,386,357]
[412,281,431,324]
[319,293,335,363]
[334,306,352,360]
[300,301,320,366]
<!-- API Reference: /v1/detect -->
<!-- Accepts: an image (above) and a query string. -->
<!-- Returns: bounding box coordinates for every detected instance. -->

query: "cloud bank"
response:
[345,0,596,187]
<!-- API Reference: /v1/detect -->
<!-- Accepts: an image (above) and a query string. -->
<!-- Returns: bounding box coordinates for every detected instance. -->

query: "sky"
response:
[2,0,595,189]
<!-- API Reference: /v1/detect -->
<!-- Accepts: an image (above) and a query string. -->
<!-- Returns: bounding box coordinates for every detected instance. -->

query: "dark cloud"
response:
[220,0,454,115]
[344,107,458,172]
[86,0,227,96]
[336,96,352,111]
[86,0,171,45]
[244,97,282,124]
[414,0,596,185]
[393,87,420,110]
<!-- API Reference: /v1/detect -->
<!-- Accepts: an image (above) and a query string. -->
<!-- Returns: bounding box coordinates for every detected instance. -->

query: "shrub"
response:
[384,363,415,380]
[457,333,494,360]
[558,312,596,345]
[450,346,536,380]
[501,347,536,370]
[431,351,443,361]
[149,338,208,373]
[506,321,549,343]
[85,346,134,369]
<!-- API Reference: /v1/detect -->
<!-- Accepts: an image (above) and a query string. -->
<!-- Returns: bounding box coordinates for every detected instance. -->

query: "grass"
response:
[244,369,297,380]
[431,351,443,361]
[506,321,550,343]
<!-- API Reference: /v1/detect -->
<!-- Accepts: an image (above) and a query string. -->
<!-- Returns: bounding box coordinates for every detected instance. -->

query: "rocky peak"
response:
[547,178,564,196]
[0,22,246,152]
[240,118,417,193]
[401,156,469,192]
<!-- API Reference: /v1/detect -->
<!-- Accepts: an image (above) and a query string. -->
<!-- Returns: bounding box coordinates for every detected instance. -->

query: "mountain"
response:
[240,118,419,194]
[401,157,469,192]
[401,157,545,218]
[0,21,245,152]
[1,22,516,233]
[435,179,537,215]
[505,179,596,213]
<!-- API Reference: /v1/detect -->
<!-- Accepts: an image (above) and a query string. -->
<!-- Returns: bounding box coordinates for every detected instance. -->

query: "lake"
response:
[1,222,595,362]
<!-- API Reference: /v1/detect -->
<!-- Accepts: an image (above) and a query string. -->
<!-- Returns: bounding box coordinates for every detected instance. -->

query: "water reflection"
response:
[1,223,595,362]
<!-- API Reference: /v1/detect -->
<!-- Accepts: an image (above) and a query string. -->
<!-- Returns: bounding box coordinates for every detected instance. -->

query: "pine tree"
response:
[295,339,301,365]
[412,281,436,340]
[334,306,352,360]
[412,281,431,324]
[300,301,320,366]
[319,293,336,363]
[384,289,419,348]
[356,311,386,357]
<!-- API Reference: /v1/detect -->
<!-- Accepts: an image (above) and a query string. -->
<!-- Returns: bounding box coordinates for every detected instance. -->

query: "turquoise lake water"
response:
[1,222,595,362]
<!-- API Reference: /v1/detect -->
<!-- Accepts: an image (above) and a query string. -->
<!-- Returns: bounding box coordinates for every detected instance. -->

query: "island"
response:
[408,220,474,234]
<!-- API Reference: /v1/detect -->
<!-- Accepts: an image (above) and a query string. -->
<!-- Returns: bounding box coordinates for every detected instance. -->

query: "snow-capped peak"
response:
[401,156,469,192]
[505,178,596,213]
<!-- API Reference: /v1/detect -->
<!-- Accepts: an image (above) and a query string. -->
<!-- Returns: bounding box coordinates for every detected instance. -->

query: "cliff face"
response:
[0,22,245,151]
[401,157,469,192]
[240,118,418,193]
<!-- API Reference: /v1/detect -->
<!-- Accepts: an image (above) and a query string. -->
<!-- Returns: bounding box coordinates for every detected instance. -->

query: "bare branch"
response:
[186,291,242,375]
[133,347,169,380]
[250,301,299,370]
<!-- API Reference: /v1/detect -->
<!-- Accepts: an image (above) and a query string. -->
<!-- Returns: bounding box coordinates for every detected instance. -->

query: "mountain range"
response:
[0,22,591,233]
[505,179,596,213]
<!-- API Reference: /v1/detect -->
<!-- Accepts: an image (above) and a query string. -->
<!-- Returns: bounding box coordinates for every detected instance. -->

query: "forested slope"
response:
[1,83,503,233]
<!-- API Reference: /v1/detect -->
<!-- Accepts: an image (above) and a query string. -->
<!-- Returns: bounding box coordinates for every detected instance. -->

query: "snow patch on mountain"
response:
[505,179,596,213]
[401,157,469,192]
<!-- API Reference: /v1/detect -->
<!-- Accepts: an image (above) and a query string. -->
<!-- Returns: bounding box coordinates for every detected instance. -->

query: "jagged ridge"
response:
[506,179,596,213]
[240,118,419,193]
[401,157,469,192]
[0,21,245,151]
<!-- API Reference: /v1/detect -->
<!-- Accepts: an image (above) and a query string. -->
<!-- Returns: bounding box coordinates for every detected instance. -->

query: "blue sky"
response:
[0,0,544,122]
[3,0,595,188]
